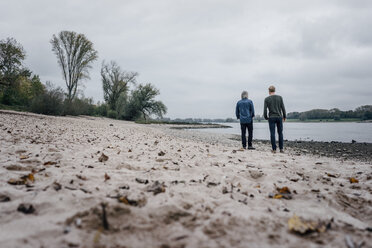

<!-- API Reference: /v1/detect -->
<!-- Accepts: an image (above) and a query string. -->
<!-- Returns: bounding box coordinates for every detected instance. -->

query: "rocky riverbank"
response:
[227,136,372,163]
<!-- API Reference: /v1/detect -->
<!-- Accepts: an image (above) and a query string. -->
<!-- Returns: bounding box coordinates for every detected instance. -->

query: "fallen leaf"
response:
[146,181,166,195]
[76,175,87,181]
[222,186,229,194]
[0,194,11,202]
[349,177,359,183]
[53,182,62,191]
[135,178,149,184]
[19,155,29,160]
[274,194,283,199]
[98,153,109,162]
[8,173,34,185]
[8,178,26,185]
[5,164,32,171]
[158,151,166,156]
[207,182,220,187]
[269,186,292,200]
[80,188,92,194]
[44,161,57,166]
[327,173,339,178]
[17,203,35,214]
[104,173,110,182]
[118,196,147,207]
[27,173,35,183]
[288,214,329,235]
[278,186,291,194]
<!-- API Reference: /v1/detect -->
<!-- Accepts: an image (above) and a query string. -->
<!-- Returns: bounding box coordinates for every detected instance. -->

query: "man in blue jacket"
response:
[236,91,255,150]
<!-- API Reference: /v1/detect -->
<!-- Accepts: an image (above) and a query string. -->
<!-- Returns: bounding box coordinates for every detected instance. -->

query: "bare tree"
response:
[50,31,98,102]
[101,60,137,110]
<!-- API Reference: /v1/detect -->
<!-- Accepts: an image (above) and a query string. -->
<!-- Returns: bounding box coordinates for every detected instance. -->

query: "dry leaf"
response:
[327,173,339,178]
[0,194,11,202]
[288,214,329,235]
[158,151,165,156]
[76,175,87,181]
[269,186,292,200]
[98,153,109,162]
[53,182,62,191]
[274,194,283,199]
[44,161,57,166]
[278,186,291,194]
[27,173,35,182]
[288,214,316,234]
[8,173,34,185]
[8,178,26,185]
[135,178,149,184]
[146,181,166,195]
[118,196,146,207]
[104,173,110,182]
[17,203,35,214]
[349,177,359,183]
[20,155,29,160]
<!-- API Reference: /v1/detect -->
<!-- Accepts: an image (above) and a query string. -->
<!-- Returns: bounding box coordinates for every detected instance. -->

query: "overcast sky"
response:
[1,0,371,118]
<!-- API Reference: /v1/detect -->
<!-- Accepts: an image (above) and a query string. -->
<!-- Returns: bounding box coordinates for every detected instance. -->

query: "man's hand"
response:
[283,118,286,122]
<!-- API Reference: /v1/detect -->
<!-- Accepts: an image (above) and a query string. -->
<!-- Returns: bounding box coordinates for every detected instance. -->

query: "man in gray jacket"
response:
[263,85,286,153]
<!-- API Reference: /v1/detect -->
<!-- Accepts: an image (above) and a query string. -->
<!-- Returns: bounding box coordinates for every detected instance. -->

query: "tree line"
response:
[287,106,372,121]
[0,31,167,120]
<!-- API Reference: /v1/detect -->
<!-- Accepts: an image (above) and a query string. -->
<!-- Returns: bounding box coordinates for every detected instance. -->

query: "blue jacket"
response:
[236,98,255,123]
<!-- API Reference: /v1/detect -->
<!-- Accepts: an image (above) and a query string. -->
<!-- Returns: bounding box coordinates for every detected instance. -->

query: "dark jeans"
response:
[268,117,283,150]
[240,122,253,148]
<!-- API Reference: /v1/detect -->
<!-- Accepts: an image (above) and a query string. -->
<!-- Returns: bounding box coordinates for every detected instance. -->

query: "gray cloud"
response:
[1,0,371,118]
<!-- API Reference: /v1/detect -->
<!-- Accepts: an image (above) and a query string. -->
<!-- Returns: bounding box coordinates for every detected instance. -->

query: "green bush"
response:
[95,103,108,117]
[107,109,117,119]
[64,97,95,116]
[30,82,64,115]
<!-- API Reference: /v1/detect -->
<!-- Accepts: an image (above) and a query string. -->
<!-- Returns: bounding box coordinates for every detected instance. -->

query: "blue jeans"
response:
[268,117,283,150]
[240,122,253,148]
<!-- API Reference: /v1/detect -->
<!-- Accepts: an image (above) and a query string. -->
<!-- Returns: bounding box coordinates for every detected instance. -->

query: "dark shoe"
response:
[271,150,276,153]
[280,149,284,153]
[248,146,256,150]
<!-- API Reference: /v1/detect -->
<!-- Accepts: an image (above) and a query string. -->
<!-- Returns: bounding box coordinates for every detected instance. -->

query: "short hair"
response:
[241,91,248,99]
[268,85,276,93]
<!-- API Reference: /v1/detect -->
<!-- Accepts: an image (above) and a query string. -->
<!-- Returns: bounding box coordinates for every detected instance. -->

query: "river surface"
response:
[196,122,372,143]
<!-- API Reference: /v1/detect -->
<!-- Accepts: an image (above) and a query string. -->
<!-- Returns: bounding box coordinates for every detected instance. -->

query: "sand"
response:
[0,110,371,248]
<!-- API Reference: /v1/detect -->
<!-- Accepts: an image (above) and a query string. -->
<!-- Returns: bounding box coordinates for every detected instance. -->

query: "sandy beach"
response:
[0,110,371,248]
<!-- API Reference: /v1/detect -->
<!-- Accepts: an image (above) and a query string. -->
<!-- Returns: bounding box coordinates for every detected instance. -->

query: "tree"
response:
[0,37,26,87]
[101,60,137,111]
[50,31,98,102]
[125,83,167,120]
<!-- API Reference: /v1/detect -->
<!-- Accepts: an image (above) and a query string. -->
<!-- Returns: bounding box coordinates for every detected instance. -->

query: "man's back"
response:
[236,98,255,123]
[263,95,286,119]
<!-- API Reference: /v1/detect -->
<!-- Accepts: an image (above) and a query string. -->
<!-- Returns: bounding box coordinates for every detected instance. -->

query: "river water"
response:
[196,122,372,143]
